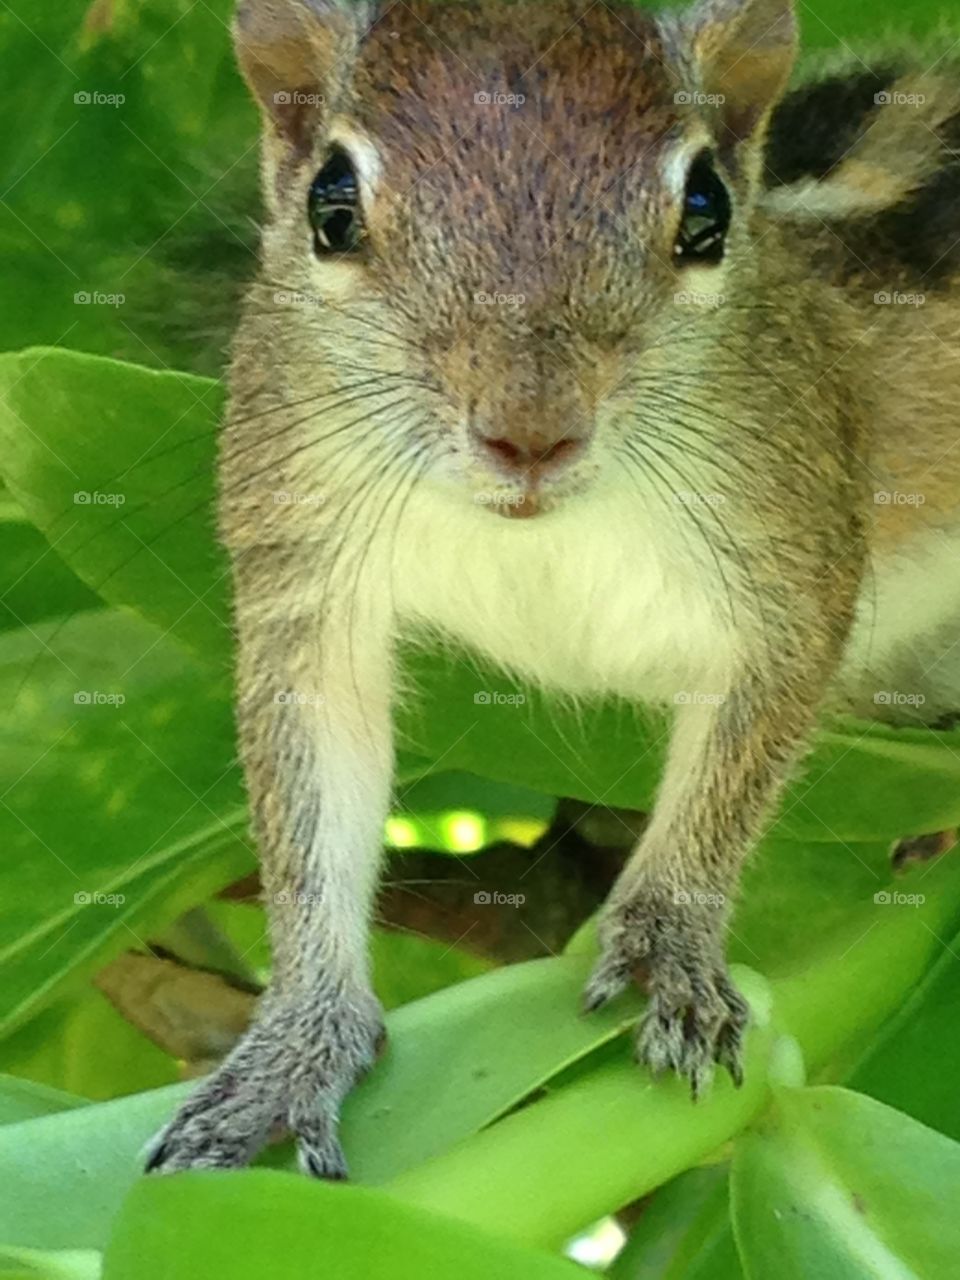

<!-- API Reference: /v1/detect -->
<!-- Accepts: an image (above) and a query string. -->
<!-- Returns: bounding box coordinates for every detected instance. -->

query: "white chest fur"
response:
[391,483,737,704]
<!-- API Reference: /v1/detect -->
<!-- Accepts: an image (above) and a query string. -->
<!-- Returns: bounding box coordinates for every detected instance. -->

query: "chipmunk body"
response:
[148,0,960,1176]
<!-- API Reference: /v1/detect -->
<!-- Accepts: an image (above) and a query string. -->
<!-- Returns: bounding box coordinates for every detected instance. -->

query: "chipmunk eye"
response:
[308,147,364,255]
[674,151,731,266]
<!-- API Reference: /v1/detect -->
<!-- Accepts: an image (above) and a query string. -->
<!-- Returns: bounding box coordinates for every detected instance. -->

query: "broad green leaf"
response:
[846,927,960,1141]
[2,989,177,1101]
[0,1083,190,1252]
[0,0,257,375]
[102,1171,585,1280]
[396,769,557,825]
[610,1166,741,1280]
[0,955,641,1251]
[0,350,228,655]
[0,1247,99,1280]
[343,954,643,1182]
[0,608,250,1037]
[0,1075,85,1127]
[0,496,99,630]
[387,969,775,1248]
[731,1087,960,1280]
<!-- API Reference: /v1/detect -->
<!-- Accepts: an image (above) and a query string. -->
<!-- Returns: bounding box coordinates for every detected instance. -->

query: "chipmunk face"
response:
[236,0,796,518]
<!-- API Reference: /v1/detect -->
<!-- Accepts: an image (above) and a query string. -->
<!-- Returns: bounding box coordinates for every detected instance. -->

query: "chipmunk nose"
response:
[470,426,590,479]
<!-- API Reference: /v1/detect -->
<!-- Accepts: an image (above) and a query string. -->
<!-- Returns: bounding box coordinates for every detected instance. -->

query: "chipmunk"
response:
[146,0,960,1175]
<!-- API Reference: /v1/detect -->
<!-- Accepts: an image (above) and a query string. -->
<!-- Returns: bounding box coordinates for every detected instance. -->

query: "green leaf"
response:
[0,1247,99,1280]
[0,608,249,1037]
[343,954,643,1182]
[0,1083,189,1252]
[1,989,177,1102]
[386,993,775,1251]
[846,926,960,1141]
[731,1086,960,1279]
[102,1171,584,1280]
[0,349,227,656]
[0,493,99,631]
[0,1075,85,1127]
[0,954,641,1251]
[610,1166,741,1280]
[0,0,257,376]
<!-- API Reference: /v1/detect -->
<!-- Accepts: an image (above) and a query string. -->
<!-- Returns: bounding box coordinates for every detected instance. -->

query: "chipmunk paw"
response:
[636,963,748,1097]
[145,992,384,1177]
[584,886,747,1096]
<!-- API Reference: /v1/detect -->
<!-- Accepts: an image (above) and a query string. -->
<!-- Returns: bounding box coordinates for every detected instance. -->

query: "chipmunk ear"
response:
[684,0,797,146]
[233,0,376,156]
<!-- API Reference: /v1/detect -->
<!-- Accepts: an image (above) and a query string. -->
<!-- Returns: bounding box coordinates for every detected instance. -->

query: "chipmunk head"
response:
[235,0,797,518]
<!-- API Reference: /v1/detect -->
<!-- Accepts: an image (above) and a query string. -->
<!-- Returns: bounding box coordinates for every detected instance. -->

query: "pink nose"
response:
[471,427,589,478]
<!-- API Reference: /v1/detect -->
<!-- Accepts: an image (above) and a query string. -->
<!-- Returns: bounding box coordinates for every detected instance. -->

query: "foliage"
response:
[1,1,959,1278]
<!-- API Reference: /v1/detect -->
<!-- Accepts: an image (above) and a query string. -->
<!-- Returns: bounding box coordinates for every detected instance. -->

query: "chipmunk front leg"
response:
[147,571,392,1176]
[584,670,821,1095]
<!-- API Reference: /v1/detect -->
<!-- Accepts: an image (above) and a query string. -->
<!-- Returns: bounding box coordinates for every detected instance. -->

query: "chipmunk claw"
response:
[634,962,749,1097]
[293,1098,349,1180]
[581,956,635,1013]
[145,993,384,1179]
[584,886,748,1096]
[298,1135,348,1181]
